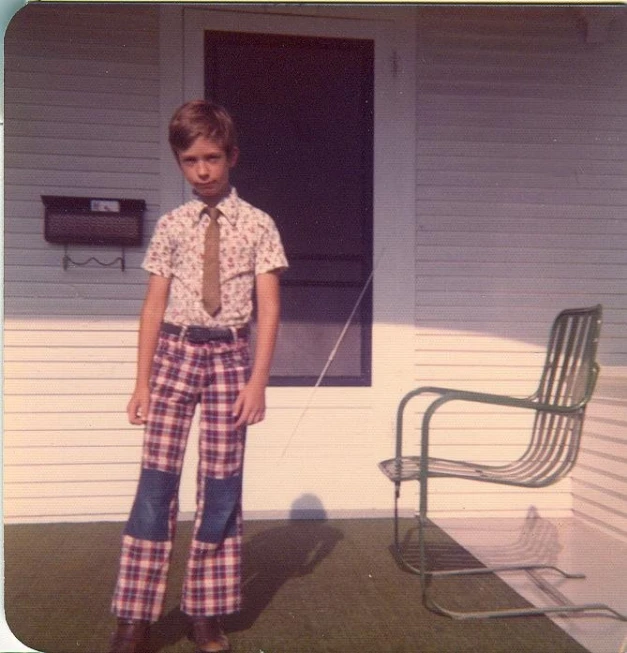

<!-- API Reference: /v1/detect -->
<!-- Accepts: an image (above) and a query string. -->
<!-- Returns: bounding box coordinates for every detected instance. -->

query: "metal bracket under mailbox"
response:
[62,244,127,271]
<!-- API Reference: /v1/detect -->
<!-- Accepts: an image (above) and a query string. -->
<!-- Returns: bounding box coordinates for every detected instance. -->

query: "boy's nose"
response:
[196,162,210,177]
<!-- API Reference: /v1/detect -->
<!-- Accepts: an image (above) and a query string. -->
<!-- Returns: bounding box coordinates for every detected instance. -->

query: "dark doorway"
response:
[205,31,374,386]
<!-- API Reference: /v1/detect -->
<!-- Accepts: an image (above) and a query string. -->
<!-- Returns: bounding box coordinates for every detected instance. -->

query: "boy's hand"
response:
[233,381,266,428]
[127,387,150,425]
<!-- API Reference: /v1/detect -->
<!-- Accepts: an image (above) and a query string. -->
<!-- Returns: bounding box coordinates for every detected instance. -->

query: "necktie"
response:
[202,207,221,315]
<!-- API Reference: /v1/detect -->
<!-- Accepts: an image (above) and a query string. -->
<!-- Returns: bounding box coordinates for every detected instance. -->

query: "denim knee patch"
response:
[125,468,180,541]
[197,475,242,543]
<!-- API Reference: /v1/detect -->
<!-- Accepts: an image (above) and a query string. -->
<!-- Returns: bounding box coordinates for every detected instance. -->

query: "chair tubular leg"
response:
[392,502,627,621]
[426,597,627,621]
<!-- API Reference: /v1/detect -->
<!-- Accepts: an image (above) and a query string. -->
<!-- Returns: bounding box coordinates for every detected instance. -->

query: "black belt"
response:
[161,322,248,343]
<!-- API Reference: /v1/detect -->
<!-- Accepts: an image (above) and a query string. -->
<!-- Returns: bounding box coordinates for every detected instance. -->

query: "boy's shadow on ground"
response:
[230,512,344,632]
[150,495,343,651]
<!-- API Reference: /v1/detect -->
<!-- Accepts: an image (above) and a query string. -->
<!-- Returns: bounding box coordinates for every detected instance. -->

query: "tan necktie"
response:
[202,207,221,315]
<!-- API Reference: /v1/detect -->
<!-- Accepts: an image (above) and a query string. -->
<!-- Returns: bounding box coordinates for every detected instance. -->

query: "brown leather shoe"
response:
[190,617,231,653]
[108,619,150,653]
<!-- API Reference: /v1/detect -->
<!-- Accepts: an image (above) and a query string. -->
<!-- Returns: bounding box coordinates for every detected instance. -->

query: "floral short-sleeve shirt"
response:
[142,187,288,327]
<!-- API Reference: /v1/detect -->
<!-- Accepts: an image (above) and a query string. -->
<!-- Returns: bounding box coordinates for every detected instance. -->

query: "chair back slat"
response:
[535,305,602,407]
[520,411,582,484]
[521,305,602,483]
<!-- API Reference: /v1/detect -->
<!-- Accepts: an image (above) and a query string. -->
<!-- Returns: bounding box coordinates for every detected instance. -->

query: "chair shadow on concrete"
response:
[394,506,560,577]
[466,506,561,568]
[149,494,343,652]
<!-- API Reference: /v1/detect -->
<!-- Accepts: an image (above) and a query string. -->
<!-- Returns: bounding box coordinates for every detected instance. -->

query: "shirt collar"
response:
[192,186,239,227]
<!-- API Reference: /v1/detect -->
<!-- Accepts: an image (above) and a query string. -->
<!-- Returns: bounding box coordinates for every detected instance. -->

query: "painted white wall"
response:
[2,4,418,523]
[411,5,627,527]
[3,3,161,521]
[575,373,627,541]
[3,5,626,537]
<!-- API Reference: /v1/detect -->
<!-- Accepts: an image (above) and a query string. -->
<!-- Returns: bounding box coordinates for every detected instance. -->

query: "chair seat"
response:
[378,456,567,488]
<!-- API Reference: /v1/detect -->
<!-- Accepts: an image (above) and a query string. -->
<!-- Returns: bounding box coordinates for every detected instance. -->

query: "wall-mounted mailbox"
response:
[42,195,145,247]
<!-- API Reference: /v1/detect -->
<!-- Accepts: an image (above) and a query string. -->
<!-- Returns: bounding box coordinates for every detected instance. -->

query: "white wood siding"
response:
[574,375,627,541]
[412,6,627,533]
[3,5,626,535]
[3,4,161,522]
[3,4,418,524]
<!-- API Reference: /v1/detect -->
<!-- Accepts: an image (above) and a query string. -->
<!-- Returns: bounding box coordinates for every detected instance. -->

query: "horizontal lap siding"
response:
[413,6,627,525]
[3,4,392,524]
[4,5,626,529]
[574,376,627,542]
[3,4,161,523]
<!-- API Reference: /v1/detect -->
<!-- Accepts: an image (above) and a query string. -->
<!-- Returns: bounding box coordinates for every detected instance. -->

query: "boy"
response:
[109,100,288,653]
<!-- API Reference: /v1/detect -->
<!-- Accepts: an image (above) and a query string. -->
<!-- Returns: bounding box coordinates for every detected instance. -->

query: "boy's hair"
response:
[168,99,238,157]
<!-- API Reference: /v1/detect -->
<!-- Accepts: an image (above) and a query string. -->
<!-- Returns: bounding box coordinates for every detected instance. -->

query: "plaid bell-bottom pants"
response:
[111,331,250,622]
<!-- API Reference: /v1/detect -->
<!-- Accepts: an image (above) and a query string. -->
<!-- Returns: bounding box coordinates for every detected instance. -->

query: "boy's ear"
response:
[228,146,240,168]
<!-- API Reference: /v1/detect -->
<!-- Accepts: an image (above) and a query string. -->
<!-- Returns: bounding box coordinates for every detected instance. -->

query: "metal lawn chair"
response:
[379,305,626,620]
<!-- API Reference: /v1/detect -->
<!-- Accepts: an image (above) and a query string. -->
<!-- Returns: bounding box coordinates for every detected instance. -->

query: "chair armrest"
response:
[427,389,587,414]
[394,386,587,461]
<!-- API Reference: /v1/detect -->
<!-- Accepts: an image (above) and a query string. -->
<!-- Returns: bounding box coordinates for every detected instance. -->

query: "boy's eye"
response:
[179,152,225,166]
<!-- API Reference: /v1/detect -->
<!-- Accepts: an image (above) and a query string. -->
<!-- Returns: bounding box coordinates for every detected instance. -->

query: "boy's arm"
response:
[127,273,171,425]
[233,270,281,428]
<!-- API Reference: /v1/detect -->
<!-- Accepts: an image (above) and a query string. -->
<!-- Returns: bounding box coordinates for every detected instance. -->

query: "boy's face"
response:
[176,136,238,204]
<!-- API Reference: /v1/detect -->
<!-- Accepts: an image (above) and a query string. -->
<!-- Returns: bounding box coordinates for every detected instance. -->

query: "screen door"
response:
[205,31,374,386]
